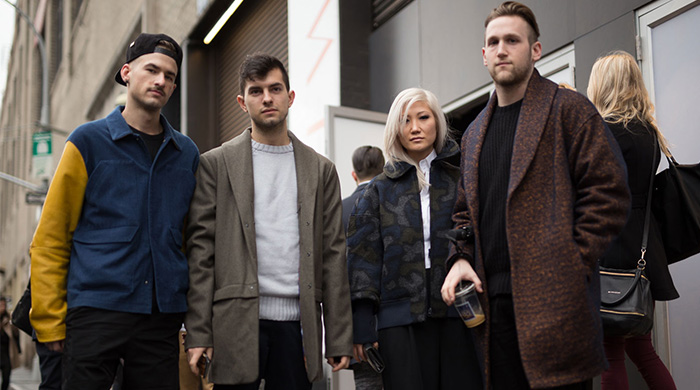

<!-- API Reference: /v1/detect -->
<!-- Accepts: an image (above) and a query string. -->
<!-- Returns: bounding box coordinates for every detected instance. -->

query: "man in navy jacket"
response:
[30,33,199,389]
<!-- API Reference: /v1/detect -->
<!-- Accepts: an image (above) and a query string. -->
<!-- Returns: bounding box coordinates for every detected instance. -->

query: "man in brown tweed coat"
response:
[441,2,630,389]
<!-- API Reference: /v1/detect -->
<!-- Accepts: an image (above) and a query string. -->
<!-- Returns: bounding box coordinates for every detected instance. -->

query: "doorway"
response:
[638,1,700,388]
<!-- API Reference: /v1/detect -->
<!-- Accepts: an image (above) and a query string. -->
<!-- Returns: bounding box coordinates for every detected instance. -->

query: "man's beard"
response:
[252,115,286,132]
[490,61,532,88]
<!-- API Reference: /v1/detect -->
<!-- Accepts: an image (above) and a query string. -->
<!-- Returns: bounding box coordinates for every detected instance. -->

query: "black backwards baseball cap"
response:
[114,33,183,86]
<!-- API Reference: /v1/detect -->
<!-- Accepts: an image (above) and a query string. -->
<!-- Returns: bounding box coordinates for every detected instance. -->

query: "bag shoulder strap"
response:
[639,132,658,269]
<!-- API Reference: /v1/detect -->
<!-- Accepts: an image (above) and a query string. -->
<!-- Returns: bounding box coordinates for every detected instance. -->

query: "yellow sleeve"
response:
[29,141,87,343]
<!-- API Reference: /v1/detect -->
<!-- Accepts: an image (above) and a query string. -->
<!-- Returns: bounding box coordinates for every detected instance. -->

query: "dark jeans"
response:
[377,317,482,390]
[489,295,592,390]
[214,320,311,390]
[36,341,62,390]
[63,307,183,390]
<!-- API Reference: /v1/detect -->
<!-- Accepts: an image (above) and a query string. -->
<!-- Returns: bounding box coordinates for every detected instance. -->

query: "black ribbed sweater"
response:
[478,99,522,296]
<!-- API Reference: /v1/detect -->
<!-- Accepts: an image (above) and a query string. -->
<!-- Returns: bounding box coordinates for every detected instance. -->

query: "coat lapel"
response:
[508,70,557,198]
[290,131,318,239]
[289,131,319,301]
[464,94,498,226]
[223,130,257,261]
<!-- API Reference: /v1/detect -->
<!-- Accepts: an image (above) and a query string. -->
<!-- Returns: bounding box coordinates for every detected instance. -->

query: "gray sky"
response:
[1,3,17,112]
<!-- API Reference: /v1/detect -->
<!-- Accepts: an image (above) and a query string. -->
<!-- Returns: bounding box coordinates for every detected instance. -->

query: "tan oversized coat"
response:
[184,130,353,385]
[452,71,631,388]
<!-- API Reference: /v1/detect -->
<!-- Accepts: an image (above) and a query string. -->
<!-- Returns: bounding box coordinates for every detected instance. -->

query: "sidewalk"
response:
[9,366,40,390]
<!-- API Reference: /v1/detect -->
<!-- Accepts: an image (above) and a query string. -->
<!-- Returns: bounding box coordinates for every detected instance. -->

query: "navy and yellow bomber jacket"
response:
[29,107,199,343]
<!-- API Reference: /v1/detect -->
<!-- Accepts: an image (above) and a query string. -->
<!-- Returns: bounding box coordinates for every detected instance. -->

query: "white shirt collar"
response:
[418,149,437,174]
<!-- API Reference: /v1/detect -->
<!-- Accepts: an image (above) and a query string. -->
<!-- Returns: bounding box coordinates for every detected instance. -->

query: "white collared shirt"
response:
[418,149,437,269]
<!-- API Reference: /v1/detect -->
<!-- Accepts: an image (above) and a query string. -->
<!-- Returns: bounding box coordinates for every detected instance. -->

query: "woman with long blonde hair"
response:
[588,50,678,390]
[347,88,481,389]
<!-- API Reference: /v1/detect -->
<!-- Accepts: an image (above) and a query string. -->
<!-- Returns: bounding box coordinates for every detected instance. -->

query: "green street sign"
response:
[32,132,52,157]
[32,132,53,179]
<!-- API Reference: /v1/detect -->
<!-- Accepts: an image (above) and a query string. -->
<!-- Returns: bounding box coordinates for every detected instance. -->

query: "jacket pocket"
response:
[70,226,140,293]
[211,284,259,383]
[169,227,183,248]
[73,225,138,244]
[213,284,258,301]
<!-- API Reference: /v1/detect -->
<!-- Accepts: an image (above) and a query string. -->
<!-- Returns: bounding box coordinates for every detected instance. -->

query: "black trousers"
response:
[489,295,592,390]
[0,354,10,390]
[36,341,62,390]
[378,317,482,390]
[214,320,311,390]
[62,307,183,390]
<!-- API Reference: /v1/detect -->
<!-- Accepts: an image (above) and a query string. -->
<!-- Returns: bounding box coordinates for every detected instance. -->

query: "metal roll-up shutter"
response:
[213,0,288,143]
[372,0,413,29]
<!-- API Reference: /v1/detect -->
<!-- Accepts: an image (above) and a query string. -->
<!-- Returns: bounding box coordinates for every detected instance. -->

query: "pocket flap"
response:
[73,226,139,244]
[213,284,258,301]
[170,227,183,247]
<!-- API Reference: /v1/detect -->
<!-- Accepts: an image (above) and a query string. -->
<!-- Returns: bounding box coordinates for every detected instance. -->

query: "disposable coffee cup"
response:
[454,282,485,328]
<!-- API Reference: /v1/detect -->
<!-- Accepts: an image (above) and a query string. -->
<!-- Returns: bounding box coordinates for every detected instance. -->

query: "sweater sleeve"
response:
[29,141,87,343]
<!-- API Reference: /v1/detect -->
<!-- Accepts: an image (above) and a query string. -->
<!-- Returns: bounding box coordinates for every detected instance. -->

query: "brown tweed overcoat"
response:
[184,130,353,385]
[452,70,631,388]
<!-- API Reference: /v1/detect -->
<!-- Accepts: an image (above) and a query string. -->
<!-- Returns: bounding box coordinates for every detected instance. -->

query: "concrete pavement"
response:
[8,365,40,390]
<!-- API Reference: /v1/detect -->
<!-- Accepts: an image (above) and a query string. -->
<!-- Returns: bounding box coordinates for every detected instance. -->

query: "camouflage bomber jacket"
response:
[347,139,460,343]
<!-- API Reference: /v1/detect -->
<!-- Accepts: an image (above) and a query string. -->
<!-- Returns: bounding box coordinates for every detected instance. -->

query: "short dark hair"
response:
[352,146,385,180]
[238,53,290,95]
[485,1,540,44]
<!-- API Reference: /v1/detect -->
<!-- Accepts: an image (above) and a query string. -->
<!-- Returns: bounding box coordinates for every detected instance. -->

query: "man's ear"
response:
[237,95,247,112]
[351,171,359,184]
[531,41,542,62]
[288,90,295,108]
[120,64,131,85]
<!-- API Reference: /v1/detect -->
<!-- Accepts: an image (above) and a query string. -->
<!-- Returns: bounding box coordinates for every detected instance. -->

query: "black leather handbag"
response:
[599,137,656,338]
[600,261,653,337]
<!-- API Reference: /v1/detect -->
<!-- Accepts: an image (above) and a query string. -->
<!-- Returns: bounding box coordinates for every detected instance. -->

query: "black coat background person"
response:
[341,146,385,233]
[589,50,679,390]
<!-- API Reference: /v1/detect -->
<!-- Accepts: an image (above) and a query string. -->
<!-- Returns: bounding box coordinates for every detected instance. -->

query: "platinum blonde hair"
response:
[588,50,670,156]
[384,87,449,189]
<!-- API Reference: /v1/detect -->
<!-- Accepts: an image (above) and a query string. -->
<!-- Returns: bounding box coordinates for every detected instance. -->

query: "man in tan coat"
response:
[184,53,352,389]
[441,2,630,389]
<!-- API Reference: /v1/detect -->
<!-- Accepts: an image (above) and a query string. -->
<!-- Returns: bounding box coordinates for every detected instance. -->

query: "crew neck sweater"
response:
[251,139,301,321]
